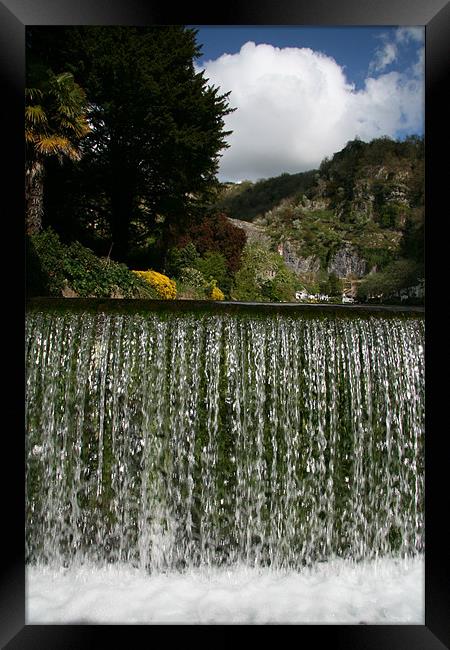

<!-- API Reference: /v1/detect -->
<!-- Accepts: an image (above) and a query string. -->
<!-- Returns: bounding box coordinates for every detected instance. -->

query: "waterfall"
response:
[25,305,424,571]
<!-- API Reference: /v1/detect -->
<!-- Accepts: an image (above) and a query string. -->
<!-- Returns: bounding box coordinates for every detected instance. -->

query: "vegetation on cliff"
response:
[214,136,424,303]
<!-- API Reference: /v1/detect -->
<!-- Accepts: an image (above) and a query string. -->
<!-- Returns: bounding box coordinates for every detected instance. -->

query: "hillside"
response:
[217,136,424,302]
[215,170,318,222]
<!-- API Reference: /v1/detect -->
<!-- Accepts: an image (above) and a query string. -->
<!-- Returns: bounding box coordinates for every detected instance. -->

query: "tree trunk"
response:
[26,160,45,235]
[110,182,133,263]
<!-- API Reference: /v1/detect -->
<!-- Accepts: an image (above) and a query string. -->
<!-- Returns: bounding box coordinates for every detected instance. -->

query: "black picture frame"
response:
[2,0,448,647]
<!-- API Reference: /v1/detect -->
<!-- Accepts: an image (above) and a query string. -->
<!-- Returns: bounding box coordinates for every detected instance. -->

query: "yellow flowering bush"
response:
[211,285,225,300]
[133,270,177,299]
[207,280,225,301]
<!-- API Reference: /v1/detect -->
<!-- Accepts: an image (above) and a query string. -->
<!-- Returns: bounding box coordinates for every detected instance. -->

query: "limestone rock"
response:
[327,244,366,278]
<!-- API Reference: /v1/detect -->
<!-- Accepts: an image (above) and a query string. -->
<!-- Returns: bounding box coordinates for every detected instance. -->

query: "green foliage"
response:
[206,280,225,301]
[167,245,232,296]
[175,284,206,300]
[359,247,395,272]
[401,207,424,264]
[215,170,317,222]
[28,228,157,298]
[327,273,343,296]
[263,201,345,266]
[26,66,90,163]
[319,136,424,218]
[357,258,422,300]
[194,251,230,293]
[309,270,344,297]
[378,203,404,229]
[232,268,263,302]
[261,266,298,302]
[165,243,200,278]
[232,242,298,302]
[179,266,207,290]
[25,63,91,235]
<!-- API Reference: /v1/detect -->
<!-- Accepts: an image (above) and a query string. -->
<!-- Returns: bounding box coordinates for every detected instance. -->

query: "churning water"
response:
[25,306,424,578]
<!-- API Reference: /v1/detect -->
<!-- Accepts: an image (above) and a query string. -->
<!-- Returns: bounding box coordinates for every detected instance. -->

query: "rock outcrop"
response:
[327,244,367,278]
[281,241,321,274]
[227,217,270,245]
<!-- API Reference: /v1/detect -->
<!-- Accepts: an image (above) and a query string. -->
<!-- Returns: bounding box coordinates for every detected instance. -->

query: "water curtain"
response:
[26,306,424,570]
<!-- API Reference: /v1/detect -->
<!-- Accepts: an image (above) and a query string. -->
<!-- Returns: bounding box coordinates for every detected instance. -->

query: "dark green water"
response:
[25,304,424,570]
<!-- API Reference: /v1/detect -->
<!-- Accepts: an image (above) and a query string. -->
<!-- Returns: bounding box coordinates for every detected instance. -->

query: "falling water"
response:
[25,304,424,571]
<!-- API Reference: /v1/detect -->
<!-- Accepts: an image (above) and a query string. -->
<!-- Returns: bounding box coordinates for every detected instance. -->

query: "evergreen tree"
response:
[27,26,234,261]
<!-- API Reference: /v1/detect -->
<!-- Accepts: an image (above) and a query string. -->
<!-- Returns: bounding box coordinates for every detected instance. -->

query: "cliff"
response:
[222,136,424,301]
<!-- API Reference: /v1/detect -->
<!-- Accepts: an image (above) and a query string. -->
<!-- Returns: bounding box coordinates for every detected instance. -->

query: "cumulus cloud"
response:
[198,40,424,182]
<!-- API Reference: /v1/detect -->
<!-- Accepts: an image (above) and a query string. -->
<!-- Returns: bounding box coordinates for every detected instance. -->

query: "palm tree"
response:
[25,68,91,235]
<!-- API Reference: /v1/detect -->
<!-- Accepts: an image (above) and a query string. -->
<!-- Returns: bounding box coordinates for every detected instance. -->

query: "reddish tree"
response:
[175,212,247,273]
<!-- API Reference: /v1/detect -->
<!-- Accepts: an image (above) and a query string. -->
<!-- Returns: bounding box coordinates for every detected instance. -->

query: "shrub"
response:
[179,266,207,289]
[165,243,200,277]
[194,251,231,293]
[232,266,263,302]
[207,280,225,301]
[357,258,421,301]
[28,228,156,298]
[133,270,177,299]
[328,272,343,296]
[262,267,298,302]
[176,283,205,300]
[231,241,299,302]
[211,286,225,300]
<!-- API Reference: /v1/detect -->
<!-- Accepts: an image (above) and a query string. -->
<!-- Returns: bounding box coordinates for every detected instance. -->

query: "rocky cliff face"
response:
[327,244,367,278]
[281,241,321,274]
[227,217,270,245]
[281,238,367,280]
[226,137,424,293]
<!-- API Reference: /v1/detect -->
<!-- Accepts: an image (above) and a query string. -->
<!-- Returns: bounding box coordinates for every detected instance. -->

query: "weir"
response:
[25,300,424,571]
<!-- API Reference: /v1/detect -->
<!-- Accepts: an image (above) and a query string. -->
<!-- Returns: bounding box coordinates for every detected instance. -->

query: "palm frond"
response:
[35,135,81,160]
[54,71,74,86]
[25,87,44,101]
[25,69,89,163]
[25,130,37,144]
[25,105,48,125]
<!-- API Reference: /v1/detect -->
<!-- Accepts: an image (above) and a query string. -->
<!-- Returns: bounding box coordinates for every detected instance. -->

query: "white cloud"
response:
[198,41,424,182]
[396,27,424,44]
[370,42,398,73]
[368,26,424,74]
[412,46,425,78]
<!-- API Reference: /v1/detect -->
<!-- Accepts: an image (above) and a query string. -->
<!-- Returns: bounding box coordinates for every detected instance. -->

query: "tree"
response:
[328,272,343,296]
[261,266,298,302]
[165,242,200,278]
[232,241,298,302]
[174,212,247,273]
[27,26,234,261]
[357,258,421,301]
[195,251,230,293]
[25,65,90,234]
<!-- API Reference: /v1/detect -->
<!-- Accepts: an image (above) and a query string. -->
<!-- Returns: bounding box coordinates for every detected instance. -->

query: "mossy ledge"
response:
[27,297,424,319]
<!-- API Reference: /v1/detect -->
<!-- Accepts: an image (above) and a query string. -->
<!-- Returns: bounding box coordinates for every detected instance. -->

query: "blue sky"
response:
[189,26,424,182]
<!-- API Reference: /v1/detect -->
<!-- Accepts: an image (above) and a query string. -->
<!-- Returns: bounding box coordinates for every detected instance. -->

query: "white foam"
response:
[26,555,424,624]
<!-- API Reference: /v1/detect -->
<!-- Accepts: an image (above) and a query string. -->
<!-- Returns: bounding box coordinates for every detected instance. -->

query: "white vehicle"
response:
[342,295,355,304]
